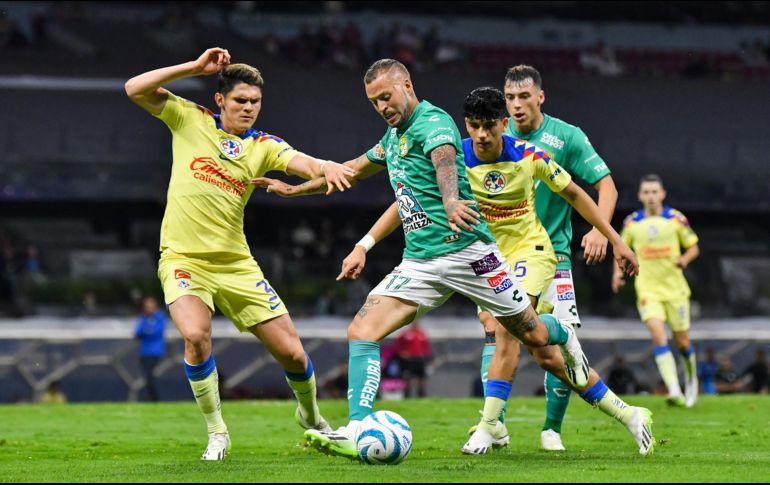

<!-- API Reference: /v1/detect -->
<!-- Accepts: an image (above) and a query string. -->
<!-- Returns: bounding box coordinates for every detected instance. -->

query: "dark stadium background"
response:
[0,1,768,403]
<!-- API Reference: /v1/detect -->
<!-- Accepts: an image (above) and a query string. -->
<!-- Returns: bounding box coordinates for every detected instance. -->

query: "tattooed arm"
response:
[252,154,384,197]
[429,144,480,233]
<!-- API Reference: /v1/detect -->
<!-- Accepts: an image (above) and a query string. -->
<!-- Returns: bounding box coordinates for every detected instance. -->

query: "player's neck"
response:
[644,205,663,216]
[219,117,248,137]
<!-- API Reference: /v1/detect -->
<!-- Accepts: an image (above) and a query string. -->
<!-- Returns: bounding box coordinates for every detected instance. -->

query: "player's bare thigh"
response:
[248,313,307,374]
[348,295,419,342]
[168,295,214,363]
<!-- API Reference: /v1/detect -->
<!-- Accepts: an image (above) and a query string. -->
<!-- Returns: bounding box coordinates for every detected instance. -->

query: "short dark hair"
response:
[463,87,507,121]
[505,64,542,88]
[364,59,409,84]
[640,173,664,188]
[218,63,264,96]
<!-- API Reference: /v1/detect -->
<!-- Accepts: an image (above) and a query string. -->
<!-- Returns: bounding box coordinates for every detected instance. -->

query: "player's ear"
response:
[539,89,545,107]
[214,92,224,109]
[502,117,509,130]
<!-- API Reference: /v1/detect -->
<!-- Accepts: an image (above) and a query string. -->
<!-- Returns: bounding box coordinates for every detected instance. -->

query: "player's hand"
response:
[321,161,356,195]
[676,256,689,269]
[613,241,639,277]
[611,272,626,294]
[337,246,367,281]
[251,177,295,197]
[445,199,481,233]
[581,227,608,265]
[193,47,231,76]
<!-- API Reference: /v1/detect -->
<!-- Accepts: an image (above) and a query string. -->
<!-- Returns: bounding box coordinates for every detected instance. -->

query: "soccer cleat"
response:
[558,323,590,388]
[295,407,333,433]
[666,394,686,407]
[461,420,510,455]
[201,432,231,461]
[304,423,360,461]
[626,407,655,456]
[684,377,698,408]
[540,429,566,451]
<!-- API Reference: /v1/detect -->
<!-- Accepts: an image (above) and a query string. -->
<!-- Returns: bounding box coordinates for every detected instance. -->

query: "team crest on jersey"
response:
[647,225,659,237]
[399,135,409,157]
[219,138,243,158]
[372,143,386,161]
[483,171,506,193]
[395,182,433,234]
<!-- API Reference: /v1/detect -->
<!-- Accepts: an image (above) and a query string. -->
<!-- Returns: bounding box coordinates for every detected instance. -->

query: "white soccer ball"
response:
[355,410,412,465]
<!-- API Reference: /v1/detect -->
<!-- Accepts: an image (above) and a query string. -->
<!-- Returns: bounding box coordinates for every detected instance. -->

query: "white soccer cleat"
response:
[540,429,566,451]
[558,323,590,388]
[626,407,655,456]
[201,432,231,461]
[461,420,509,455]
[295,407,333,433]
[685,377,698,408]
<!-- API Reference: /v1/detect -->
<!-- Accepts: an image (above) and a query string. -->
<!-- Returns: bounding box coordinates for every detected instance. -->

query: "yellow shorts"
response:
[500,244,556,305]
[637,297,690,332]
[158,251,288,332]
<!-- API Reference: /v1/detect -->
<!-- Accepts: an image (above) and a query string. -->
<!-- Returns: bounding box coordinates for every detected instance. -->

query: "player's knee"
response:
[182,328,211,348]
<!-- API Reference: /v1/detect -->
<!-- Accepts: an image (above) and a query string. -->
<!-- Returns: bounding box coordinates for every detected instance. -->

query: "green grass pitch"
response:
[1,395,769,482]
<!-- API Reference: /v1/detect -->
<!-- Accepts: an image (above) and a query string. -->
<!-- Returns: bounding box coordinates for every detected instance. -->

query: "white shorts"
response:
[540,269,582,327]
[370,241,530,319]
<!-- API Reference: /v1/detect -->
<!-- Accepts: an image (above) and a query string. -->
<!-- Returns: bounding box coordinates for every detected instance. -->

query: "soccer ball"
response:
[355,410,412,465]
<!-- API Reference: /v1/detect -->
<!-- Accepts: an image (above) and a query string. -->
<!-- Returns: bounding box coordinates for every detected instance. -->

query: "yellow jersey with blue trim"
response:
[621,206,699,300]
[154,92,299,258]
[463,134,572,253]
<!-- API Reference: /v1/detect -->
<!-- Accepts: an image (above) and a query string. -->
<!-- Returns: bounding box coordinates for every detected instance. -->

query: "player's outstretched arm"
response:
[580,175,618,265]
[285,154,356,193]
[558,181,638,276]
[125,47,231,115]
[337,202,400,281]
[252,154,384,197]
[430,145,480,233]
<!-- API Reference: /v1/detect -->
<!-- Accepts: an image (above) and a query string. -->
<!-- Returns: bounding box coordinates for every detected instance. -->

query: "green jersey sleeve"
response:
[365,132,389,167]
[566,127,610,185]
[420,114,460,156]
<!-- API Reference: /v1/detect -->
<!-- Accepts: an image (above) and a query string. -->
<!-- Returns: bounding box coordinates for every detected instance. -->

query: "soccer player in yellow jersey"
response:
[124,47,355,460]
[613,174,700,408]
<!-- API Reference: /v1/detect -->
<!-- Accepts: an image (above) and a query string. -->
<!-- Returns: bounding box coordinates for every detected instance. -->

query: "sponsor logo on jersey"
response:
[444,234,461,244]
[483,171,506,193]
[554,269,571,279]
[470,253,502,276]
[189,157,246,197]
[399,135,409,157]
[372,143,386,161]
[428,115,440,122]
[549,167,562,181]
[219,138,243,158]
[395,182,433,234]
[557,284,575,301]
[178,279,191,289]
[174,269,191,280]
[540,132,565,150]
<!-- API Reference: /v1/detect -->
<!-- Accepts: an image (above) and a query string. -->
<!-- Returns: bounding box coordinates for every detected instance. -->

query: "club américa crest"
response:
[483,171,506,193]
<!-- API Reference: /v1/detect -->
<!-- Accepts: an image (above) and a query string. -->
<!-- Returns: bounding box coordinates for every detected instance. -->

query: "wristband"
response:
[356,234,375,252]
[318,159,330,172]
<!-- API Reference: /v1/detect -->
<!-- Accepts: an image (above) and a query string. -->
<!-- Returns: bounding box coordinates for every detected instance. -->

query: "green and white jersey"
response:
[507,114,610,269]
[367,100,494,259]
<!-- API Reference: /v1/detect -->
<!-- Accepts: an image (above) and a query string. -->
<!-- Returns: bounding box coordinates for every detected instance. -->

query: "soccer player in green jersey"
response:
[125,47,355,460]
[483,64,620,452]
[254,60,641,459]
[614,174,700,408]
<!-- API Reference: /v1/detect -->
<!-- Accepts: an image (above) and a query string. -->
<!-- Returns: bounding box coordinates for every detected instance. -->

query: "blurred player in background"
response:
[125,47,354,460]
[496,64,619,451]
[613,174,700,407]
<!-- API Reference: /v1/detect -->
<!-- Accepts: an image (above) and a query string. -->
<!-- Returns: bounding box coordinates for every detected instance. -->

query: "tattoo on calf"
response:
[499,312,537,337]
[357,296,380,318]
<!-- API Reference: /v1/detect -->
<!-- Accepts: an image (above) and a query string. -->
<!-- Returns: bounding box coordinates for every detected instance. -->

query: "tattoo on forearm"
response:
[357,296,380,319]
[430,145,459,205]
[499,312,537,337]
[296,179,329,195]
